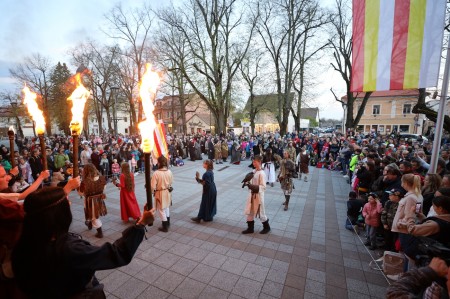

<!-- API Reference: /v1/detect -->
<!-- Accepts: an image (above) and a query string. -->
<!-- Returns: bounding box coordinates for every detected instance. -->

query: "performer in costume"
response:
[263,148,276,187]
[78,163,107,238]
[192,160,217,222]
[242,155,271,234]
[279,151,295,211]
[114,162,141,223]
[214,138,222,164]
[151,156,174,232]
[296,145,310,182]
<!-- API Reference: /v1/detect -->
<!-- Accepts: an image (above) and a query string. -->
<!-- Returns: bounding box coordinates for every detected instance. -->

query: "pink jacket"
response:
[363,201,382,227]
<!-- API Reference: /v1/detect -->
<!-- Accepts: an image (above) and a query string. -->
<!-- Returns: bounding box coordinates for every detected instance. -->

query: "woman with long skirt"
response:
[192,160,217,222]
[114,162,141,223]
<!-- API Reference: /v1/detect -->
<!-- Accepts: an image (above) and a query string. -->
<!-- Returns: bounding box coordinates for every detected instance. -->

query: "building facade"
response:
[344,90,425,135]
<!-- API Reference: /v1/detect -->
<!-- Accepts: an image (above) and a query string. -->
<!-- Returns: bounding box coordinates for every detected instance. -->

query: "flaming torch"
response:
[68,73,90,178]
[7,126,15,168]
[22,85,47,170]
[138,63,160,210]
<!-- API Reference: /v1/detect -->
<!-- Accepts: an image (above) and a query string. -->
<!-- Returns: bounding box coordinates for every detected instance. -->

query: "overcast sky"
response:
[0,0,345,120]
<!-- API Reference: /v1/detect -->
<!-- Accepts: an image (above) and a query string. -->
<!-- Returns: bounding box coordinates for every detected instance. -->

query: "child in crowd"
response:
[99,153,110,178]
[381,188,403,251]
[11,177,30,192]
[19,156,33,183]
[363,193,383,250]
[112,159,120,180]
[345,191,364,232]
[131,154,137,175]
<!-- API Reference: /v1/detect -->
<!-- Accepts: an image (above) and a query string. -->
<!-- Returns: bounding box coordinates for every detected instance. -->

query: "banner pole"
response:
[428,41,450,174]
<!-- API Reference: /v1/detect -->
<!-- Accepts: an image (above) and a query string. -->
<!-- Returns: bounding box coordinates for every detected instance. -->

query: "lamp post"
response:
[111,87,119,136]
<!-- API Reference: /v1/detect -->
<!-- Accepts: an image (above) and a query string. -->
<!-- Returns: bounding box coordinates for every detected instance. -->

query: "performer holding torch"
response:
[138,63,170,231]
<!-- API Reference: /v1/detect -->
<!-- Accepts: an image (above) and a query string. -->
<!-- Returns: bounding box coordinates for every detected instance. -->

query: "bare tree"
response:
[329,0,371,130]
[239,51,265,135]
[256,0,329,135]
[157,0,258,134]
[103,4,154,126]
[291,3,330,132]
[0,91,25,138]
[153,22,198,135]
[9,53,55,135]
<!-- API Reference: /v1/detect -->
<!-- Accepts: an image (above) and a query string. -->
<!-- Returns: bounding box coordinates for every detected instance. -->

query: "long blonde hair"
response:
[402,173,421,196]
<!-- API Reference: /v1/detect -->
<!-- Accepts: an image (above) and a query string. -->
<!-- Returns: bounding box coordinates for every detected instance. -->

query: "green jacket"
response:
[349,154,359,172]
[54,153,69,169]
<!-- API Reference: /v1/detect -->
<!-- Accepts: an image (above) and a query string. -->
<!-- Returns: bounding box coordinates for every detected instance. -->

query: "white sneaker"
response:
[343,175,349,179]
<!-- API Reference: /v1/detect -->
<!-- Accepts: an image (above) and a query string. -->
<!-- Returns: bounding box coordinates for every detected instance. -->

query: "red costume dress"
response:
[118,174,141,221]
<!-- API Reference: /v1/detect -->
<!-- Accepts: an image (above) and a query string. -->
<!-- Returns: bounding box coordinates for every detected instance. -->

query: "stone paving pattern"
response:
[68,159,389,299]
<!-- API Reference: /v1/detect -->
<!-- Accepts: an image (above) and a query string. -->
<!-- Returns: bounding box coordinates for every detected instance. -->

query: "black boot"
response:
[242,221,254,234]
[284,196,290,211]
[158,221,169,232]
[260,219,271,234]
[95,227,103,238]
[167,217,171,228]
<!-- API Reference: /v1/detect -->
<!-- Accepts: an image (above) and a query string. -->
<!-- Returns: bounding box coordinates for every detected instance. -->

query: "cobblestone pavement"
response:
[68,158,389,299]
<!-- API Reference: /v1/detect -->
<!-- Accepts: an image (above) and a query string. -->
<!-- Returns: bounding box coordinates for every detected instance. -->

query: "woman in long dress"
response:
[79,163,107,238]
[114,162,141,223]
[263,148,276,187]
[192,160,217,222]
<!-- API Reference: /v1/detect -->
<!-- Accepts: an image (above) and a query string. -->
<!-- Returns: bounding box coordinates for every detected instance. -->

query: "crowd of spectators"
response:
[2,128,450,295]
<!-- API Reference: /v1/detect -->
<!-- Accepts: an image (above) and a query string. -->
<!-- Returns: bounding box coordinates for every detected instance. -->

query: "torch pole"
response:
[72,133,79,178]
[144,153,152,210]
[8,129,15,168]
[38,133,48,171]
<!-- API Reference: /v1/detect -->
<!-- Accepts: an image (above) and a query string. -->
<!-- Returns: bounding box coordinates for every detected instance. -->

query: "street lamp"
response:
[110,86,119,136]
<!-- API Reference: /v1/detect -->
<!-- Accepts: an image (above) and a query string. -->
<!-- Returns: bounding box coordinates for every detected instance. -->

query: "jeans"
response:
[366,225,377,246]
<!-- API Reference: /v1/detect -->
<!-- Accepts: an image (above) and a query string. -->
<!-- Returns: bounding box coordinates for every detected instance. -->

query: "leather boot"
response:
[260,219,271,234]
[158,221,169,232]
[242,221,254,234]
[95,227,103,238]
[284,196,290,211]
[167,217,171,228]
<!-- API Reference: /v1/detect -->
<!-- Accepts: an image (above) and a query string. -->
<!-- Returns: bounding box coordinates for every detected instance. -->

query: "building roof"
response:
[300,107,319,120]
[243,93,295,112]
[341,89,422,100]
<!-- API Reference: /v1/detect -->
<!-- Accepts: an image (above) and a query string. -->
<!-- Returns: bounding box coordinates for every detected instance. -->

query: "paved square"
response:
[68,159,389,298]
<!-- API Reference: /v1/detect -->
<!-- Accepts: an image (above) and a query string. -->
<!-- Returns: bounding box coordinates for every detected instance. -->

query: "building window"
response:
[166,111,170,118]
[403,104,411,114]
[378,125,384,133]
[399,125,409,133]
[372,105,380,115]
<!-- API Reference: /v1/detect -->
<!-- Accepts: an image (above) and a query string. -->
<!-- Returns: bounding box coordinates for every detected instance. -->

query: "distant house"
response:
[153,93,213,134]
[342,90,425,134]
[243,93,319,133]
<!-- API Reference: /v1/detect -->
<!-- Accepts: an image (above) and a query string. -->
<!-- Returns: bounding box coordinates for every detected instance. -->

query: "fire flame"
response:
[68,73,90,135]
[138,63,160,153]
[22,85,46,135]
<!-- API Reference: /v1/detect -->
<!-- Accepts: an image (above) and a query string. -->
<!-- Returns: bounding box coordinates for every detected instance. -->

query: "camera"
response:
[416,237,450,267]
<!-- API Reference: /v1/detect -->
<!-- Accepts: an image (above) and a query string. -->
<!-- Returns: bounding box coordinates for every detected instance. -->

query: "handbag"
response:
[382,251,404,275]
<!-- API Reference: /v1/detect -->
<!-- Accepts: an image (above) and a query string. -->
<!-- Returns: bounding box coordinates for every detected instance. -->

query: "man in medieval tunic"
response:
[242,155,271,234]
[151,156,174,232]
